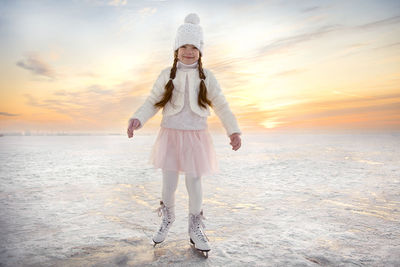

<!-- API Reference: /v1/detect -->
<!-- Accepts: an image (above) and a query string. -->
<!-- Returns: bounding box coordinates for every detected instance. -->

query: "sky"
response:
[0,0,399,134]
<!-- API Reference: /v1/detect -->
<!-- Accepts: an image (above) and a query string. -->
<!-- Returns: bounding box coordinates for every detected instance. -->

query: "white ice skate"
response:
[188,209,210,257]
[152,200,175,246]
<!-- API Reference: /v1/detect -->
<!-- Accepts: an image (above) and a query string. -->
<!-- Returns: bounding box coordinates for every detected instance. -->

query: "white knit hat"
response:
[174,13,204,55]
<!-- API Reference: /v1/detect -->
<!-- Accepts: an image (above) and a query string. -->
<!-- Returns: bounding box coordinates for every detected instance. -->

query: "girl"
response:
[127,13,241,255]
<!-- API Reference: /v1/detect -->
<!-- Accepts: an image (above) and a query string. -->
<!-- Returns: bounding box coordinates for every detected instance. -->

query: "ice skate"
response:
[188,209,210,257]
[152,200,175,246]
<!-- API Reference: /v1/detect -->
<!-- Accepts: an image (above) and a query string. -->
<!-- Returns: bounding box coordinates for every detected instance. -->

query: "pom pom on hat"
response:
[174,13,204,55]
[184,13,200,25]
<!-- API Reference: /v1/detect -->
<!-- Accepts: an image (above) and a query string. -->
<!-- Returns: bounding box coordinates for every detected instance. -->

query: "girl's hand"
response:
[127,118,141,138]
[229,133,241,151]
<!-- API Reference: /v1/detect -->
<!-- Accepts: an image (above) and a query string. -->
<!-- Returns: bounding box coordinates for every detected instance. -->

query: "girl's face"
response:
[177,44,200,65]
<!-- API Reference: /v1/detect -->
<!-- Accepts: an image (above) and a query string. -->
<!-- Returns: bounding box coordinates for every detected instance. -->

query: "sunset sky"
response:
[0,0,399,134]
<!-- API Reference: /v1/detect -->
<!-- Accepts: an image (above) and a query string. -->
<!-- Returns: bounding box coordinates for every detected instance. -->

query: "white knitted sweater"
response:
[131,61,241,136]
[160,61,207,130]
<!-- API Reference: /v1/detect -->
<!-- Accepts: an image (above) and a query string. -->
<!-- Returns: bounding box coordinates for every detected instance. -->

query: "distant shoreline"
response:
[0,130,399,136]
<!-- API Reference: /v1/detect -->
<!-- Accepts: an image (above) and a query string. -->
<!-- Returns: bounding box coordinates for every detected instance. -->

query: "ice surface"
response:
[0,132,399,266]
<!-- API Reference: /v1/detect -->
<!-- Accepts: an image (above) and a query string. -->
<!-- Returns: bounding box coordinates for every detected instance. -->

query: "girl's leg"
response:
[186,173,210,253]
[162,169,179,208]
[185,173,203,214]
[153,169,179,245]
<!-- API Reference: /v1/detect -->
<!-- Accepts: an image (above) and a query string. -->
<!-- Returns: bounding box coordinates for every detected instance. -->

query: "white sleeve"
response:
[207,70,241,137]
[130,70,166,129]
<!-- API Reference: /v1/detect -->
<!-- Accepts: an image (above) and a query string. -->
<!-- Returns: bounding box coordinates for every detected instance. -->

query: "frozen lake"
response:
[0,132,399,266]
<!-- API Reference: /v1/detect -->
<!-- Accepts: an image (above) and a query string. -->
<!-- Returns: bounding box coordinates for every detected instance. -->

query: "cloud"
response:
[16,53,56,79]
[24,94,43,107]
[273,92,400,124]
[257,24,343,56]
[0,112,20,116]
[83,0,127,6]
[274,68,306,77]
[301,6,323,13]
[254,14,400,59]
[25,93,87,118]
[108,0,127,6]
[86,85,114,95]
[77,71,100,78]
[114,5,158,36]
[281,100,400,130]
[221,91,400,131]
[23,79,148,122]
[138,7,157,17]
[355,14,400,30]
[373,41,400,50]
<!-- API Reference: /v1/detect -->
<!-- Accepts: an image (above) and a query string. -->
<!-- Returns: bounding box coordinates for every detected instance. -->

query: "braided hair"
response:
[154,50,213,109]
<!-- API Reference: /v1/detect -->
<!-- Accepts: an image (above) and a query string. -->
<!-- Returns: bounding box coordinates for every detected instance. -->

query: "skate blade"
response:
[153,239,164,247]
[189,238,210,255]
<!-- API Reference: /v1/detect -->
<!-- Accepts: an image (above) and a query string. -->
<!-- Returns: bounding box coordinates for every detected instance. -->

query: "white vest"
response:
[131,66,241,136]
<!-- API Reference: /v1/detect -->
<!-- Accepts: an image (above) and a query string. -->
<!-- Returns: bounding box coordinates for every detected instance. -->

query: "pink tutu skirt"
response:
[149,127,219,177]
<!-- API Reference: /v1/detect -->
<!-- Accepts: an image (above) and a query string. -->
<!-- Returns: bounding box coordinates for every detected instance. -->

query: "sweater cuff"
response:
[226,127,242,137]
[129,117,143,130]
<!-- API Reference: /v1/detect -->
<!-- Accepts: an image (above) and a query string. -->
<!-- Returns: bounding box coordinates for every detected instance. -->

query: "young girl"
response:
[127,13,241,255]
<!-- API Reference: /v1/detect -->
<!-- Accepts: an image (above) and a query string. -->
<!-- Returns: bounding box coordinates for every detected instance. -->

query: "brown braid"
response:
[154,50,178,108]
[197,55,213,109]
[154,50,213,109]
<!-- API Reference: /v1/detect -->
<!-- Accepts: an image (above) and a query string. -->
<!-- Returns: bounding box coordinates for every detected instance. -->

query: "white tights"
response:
[161,169,203,215]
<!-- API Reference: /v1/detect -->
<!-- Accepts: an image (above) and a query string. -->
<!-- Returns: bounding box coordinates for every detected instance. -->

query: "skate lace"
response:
[190,211,209,242]
[153,201,173,233]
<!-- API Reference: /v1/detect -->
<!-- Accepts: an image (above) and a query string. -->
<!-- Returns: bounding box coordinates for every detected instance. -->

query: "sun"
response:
[261,119,284,129]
